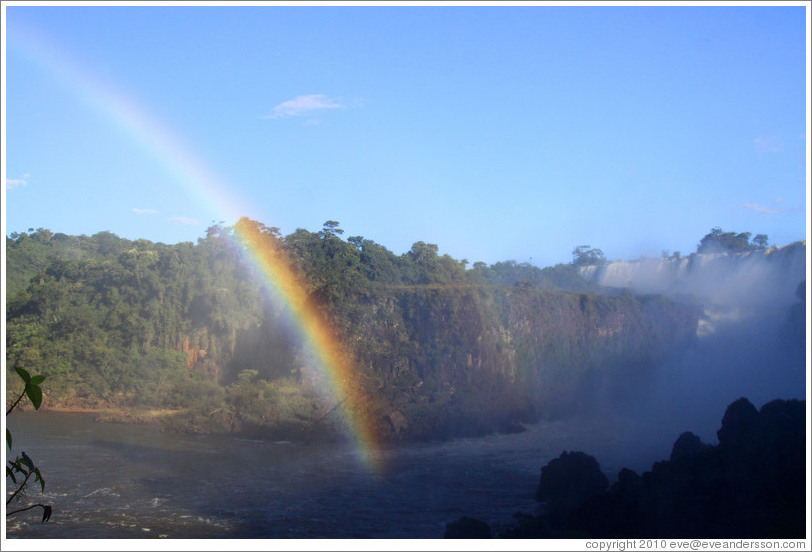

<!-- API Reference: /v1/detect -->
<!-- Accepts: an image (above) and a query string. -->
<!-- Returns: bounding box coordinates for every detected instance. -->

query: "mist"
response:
[580,241,807,449]
[583,242,805,310]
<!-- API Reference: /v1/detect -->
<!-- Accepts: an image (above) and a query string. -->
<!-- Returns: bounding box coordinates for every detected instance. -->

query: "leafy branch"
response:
[7,367,44,415]
[6,366,52,523]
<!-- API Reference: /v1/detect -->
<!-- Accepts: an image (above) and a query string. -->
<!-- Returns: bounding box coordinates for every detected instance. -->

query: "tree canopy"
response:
[5,220,707,441]
[697,227,769,254]
[571,245,606,267]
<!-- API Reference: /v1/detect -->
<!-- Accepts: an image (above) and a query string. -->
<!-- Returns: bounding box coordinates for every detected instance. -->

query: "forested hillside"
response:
[6,220,700,441]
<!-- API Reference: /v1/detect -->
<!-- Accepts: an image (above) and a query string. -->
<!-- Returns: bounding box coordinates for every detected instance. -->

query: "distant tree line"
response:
[696,227,769,254]
[571,227,773,265]
[6,219,703,440]
[571,246,606,267]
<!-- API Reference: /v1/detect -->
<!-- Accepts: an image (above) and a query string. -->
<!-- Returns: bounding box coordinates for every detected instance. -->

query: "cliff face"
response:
[338,286,699,440]
[97,283,699,441]
[1,228,712,441]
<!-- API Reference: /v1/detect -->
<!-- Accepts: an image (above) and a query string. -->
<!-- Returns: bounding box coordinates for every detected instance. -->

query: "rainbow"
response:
[8,25,383,471]
[233,219,383,471]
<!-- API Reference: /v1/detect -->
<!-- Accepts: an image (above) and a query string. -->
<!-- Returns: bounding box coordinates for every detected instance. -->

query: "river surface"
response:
[5,409,716,540]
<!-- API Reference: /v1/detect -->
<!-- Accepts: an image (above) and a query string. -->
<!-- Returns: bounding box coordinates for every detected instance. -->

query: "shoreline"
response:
[12,404,187,423]
[12,400,537,444]
[42,406,118,414]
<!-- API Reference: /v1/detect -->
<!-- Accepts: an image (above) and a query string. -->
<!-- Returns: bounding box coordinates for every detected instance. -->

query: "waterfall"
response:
[582,241,806,309]
[581,241,806,337]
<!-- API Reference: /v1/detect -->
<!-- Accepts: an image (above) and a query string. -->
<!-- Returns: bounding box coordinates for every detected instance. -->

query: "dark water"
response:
[4,408,704,540]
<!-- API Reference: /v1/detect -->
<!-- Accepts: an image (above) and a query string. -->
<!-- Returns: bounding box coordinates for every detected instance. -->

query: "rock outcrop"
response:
[535,451,609,523]
[444,516,492,538]
[452,397,806,539]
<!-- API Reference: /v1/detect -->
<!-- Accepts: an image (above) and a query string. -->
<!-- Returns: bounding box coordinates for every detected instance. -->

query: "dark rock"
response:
[757,399,805,453]
[383,411,409,434]
[572,467,646,538]
[535,451,609,519]
[741,399,806,536]
[498,397,805,539]
[614,467,641,489]
[717,397,758,448]
[670,431,711,462]
[444,516,492,538]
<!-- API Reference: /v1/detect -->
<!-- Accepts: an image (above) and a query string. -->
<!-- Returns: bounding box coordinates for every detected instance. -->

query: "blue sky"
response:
[3,3,808,267]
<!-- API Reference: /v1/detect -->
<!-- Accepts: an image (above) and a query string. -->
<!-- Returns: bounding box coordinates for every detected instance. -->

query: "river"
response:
[4,406,715,540]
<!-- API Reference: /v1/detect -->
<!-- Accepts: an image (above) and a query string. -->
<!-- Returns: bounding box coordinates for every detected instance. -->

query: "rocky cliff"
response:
[335,285,700,440]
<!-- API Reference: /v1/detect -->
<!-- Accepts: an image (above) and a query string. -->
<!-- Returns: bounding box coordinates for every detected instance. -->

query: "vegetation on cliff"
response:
[6,220,700,441]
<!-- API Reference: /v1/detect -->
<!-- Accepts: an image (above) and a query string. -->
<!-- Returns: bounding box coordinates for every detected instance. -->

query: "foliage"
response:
[472,260,599,292]
[6,367,52,523]
[571,245,606,267]
[696,227,769,254]
[6,219,704,441]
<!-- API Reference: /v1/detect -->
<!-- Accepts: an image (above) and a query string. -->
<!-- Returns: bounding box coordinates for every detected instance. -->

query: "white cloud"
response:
[263,94,344,119]
[132,208,160,215]
[741,203,782,214]
[169,216,199,226]
[6,173,30,190]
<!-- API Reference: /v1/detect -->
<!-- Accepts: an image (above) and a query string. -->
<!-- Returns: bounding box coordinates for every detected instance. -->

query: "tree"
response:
[697,228,767,254]
[571,245,606,267]
[6,367,52,523]
[347,236,364,251]
[320,220,344,238]
[406,242,442,284]
[353,237,401,284]
[753,234,769,249]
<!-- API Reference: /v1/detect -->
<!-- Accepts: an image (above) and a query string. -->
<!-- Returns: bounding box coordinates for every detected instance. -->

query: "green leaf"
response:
[42,505,52,523]
[10,457,26,474]
[35,468,46,491]
[25,383,43,409]
[6,428,11,449]
[7,466,18,484]
[30,374,46,385]
[21,451,35,470]
[15,366,31,385]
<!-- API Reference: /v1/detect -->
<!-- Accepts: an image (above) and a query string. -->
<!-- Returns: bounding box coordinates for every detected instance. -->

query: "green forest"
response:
[6,219,701,441]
